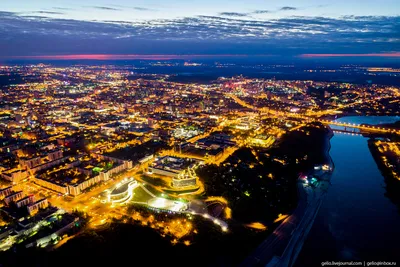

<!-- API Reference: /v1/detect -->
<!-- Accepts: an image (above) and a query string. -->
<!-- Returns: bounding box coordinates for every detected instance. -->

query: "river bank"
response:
[368,139,400,212]
[295,116,400,266]
[324,126,334,170]
[242,125,334,266]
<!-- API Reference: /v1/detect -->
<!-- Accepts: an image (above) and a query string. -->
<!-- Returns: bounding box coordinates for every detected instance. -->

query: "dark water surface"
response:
[296,116,400,266]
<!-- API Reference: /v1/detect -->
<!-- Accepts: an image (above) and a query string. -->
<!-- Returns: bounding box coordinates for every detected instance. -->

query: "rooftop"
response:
[151,156,201,173]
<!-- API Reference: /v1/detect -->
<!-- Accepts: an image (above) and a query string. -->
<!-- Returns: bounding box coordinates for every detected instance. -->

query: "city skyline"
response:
[0,62,399,266]
[0,2,400,266]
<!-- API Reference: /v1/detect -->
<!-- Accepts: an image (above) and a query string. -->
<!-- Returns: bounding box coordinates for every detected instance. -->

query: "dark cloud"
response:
[30,11,65,15]
[88,6,121,11]
[219,12,249,17]
[280,6,297,11]
[0,11,398,57]
[103,20,134,24]
[132,7,153,11]
[253,10,270,14]
[109,5,156,11]
[53,7,75,11]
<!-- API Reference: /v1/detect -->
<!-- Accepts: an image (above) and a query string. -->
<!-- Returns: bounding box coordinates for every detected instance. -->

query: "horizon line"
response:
[299,52,400,58]
[4,54,275,60]
[3,53,399,60]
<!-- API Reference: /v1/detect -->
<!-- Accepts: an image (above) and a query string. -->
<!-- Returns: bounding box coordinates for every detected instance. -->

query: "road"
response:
[276,186,326,267]
[241,175,330,267]
[226,93,400,135]
[15,165,147,229]
[241,182,308,267]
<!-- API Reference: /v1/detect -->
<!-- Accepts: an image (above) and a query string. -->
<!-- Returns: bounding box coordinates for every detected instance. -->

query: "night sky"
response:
[1,0,399,59]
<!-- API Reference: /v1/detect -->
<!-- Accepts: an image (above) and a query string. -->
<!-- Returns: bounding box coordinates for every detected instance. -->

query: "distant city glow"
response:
[8,54,265,60]
[300,52,400,58]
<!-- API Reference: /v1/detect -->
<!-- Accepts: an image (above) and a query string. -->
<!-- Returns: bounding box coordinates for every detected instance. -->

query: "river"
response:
[295,116,400,266]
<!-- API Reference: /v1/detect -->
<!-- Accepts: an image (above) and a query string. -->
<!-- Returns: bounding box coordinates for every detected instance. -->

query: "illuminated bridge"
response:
[226,93,400,135]
[317,119,400,135]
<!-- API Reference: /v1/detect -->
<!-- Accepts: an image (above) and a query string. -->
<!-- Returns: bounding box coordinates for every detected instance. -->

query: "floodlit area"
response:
[107,177,139,204]
[103,178,190,213]
[147,197,188,212]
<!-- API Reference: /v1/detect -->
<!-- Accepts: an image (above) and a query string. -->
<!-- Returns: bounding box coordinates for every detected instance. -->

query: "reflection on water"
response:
[295,116,400,266]
[331,116,400,133]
